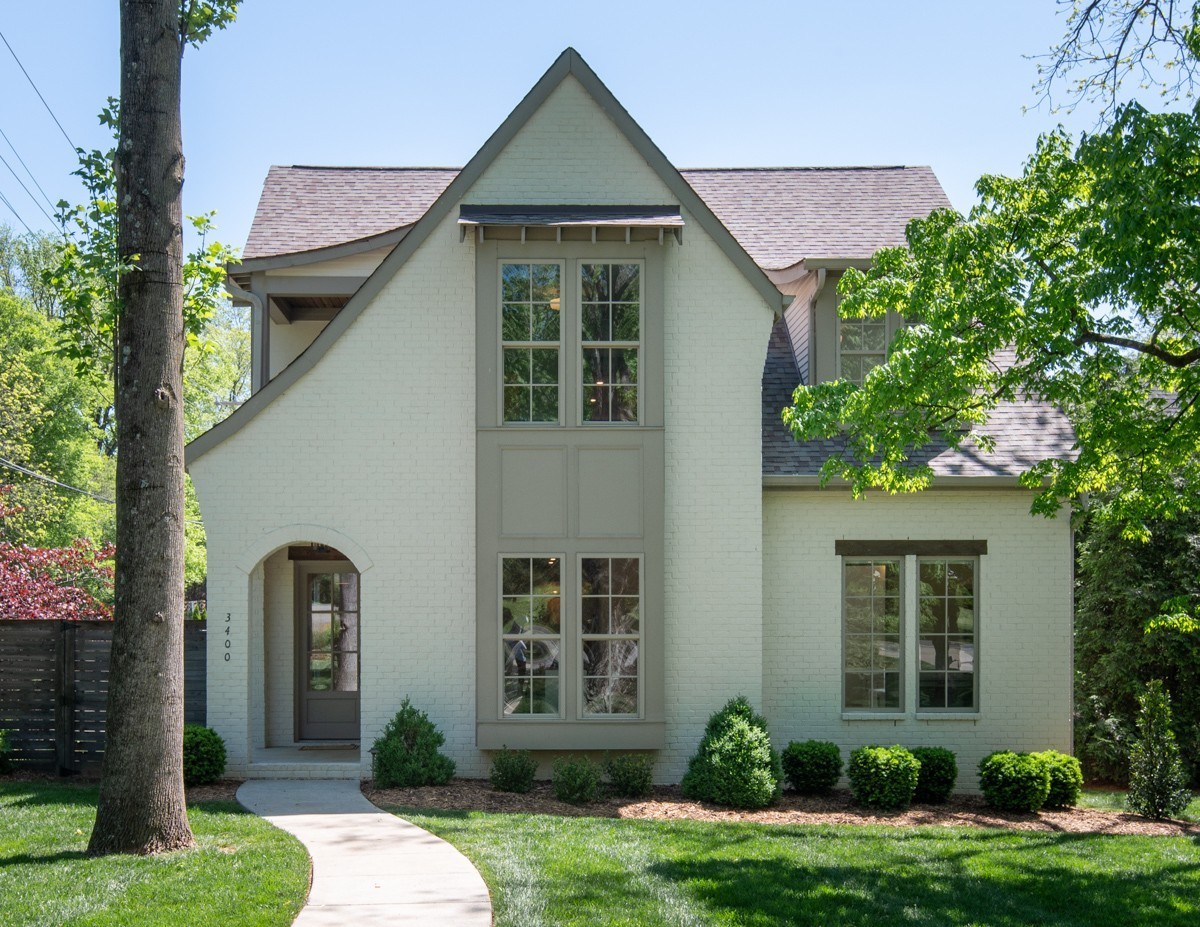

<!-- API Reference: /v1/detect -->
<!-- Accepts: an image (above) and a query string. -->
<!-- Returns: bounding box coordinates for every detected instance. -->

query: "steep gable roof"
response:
[190,48,785,464]
[243,165,949,269]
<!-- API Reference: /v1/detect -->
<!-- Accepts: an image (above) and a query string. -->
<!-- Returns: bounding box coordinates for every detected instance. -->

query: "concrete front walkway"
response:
[237,779,493,926]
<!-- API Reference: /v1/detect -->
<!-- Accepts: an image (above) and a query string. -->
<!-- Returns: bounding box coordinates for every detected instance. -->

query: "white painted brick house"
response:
[186,49,1076,786]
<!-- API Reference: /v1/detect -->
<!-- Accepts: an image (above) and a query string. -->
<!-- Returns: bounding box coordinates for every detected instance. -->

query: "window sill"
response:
[476,720,665,751]
[841,712,906,722]
[916,712,980,721]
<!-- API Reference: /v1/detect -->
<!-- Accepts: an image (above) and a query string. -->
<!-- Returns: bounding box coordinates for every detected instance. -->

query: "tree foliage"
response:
[0,486,114,620]
[785,6,1200,536]
[1074,507,1200,783]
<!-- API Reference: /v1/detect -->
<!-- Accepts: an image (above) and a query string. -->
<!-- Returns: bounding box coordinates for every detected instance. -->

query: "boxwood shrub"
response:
[372,697,456,787]
[781,740,842,794]
[910,747,958,803]
[681,696,782,809]
[489,747,538,793]
[978,751,1051,812]
[604,753,654,798]
[182,724,227,786]
[847,745,920,810]
[1033,750,1084,808]
[552,755,601,804]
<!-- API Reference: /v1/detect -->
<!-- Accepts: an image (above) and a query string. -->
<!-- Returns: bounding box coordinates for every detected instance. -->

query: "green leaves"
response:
[784,100,1200,534]
[179,1,240,50]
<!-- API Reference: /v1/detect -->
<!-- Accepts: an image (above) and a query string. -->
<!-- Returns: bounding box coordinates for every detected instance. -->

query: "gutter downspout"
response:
[226,278,266,394]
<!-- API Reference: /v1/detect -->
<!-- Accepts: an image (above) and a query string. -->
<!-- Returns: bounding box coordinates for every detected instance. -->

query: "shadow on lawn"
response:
[649,829,1200,927]
[0,850,88,868]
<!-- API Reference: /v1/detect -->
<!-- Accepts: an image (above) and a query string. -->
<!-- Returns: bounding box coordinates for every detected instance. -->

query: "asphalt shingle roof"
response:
[762,321,1077,478]
[244,165,950,267]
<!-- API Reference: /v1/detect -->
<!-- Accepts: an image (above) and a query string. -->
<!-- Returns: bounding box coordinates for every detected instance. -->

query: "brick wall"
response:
[762,489,1074,790]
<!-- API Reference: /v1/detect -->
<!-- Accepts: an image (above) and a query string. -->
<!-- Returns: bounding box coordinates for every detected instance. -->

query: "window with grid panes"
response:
[842,559,902,710]
[502,263,561,423]
[581,263,640,422]
[580,557,640,715]
[838,315,888,384]
[500,556,562,715]
[917,558,977,710]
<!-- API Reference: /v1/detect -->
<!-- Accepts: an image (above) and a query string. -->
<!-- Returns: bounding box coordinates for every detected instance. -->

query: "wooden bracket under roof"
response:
[457,204,684,245]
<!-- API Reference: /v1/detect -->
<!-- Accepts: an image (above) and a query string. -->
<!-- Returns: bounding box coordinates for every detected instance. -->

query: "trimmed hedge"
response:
[372,697,456,787]
[848,745,920,810]
[490,747,538,793]
[552,755,601,804]
[781,740,842,794]
[681,696,782,809]
[182,724,227,786]
[978,751,1051,812]
[604,753,654,798]
[910,747,958,803]
[1033,750,1084,808]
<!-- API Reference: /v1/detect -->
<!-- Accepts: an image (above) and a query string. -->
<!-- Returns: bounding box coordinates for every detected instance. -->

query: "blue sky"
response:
[1,1,1105,253]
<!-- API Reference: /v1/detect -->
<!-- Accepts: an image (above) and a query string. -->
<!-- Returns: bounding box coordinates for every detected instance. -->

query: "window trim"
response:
[496,257,646,428]
[578,554,643,718]
[835,310,906,385]
[579,261,644,426]
[838,543,984,718]
[841,557,904,713]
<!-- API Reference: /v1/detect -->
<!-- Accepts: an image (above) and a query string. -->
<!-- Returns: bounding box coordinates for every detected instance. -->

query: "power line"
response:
[0,455,113,505]
[0,188,35,235]
[0,28,77,153]
[0,123,58,212]
[0,149,56,226]
[0,455,204,527]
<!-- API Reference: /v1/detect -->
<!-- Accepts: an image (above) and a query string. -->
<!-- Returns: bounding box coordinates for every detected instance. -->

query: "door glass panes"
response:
[839,316,888,384]
[580,557,640,714]
[502,263,561,423]
[918,559,976,709]
[843,559,901,710]
[308,572,359,692]
[581,263,640,422]
[501,557,561,715]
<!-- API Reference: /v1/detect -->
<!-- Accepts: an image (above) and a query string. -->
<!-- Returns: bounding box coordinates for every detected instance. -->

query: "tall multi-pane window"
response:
[838,315,888,384]
[580,557,640,715]
[842,559,902,710]
[918,558,977,710]
[501,557,561,715]
[502,263,561,423]
[306,572,359,693]
[581,263,640,422]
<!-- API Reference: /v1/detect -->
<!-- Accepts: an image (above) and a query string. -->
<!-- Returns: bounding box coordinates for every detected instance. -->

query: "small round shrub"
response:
[781,740,842,794]
[604,753,654,798]
[182,724,226,786]
[1033,750,1084,808]
[681,696,782,809]
[552,755,601,804]
[910,747,958,803]
[371,697,456,787]
[490,747,537,793]
[978,751,1051,812]
[0,729,13,775]
[847,745,921,810]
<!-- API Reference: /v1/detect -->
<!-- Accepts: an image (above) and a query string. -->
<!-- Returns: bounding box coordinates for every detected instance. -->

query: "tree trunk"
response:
[89,0,194,856]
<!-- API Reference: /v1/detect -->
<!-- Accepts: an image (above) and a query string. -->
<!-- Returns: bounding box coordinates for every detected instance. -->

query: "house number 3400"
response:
[224,612,232,661]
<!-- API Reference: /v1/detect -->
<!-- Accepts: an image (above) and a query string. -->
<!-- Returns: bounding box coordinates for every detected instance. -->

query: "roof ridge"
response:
[281,165,463,172]
[680,165,922,173]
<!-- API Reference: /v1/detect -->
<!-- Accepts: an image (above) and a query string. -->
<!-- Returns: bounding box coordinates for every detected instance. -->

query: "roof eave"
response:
[233,225,412,274]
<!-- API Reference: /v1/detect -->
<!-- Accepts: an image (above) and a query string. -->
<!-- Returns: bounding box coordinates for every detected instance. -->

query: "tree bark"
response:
[89,0,194,855]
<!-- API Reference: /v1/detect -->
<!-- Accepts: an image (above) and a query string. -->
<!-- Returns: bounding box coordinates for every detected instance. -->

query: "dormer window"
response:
[837,315,888,384]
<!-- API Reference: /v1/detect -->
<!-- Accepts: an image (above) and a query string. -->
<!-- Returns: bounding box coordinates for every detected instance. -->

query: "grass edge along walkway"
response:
[0,779,309,927]
[387,804,1200,927]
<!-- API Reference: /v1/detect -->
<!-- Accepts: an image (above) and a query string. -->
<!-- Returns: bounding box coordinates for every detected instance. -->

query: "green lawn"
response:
[392,806,1200,927]
[1079,787,1200,821]
[0,780,309,927]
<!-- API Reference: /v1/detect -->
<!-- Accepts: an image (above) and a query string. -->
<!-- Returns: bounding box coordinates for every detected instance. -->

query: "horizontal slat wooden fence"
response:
[0,620,206,774]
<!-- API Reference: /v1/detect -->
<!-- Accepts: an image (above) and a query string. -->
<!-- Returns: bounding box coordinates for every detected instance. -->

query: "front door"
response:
[296,564,360,740]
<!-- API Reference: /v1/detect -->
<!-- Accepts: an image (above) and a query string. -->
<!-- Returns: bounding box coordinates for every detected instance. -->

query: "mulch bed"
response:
[362,778,1200,837]
[11,773,1183,836]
